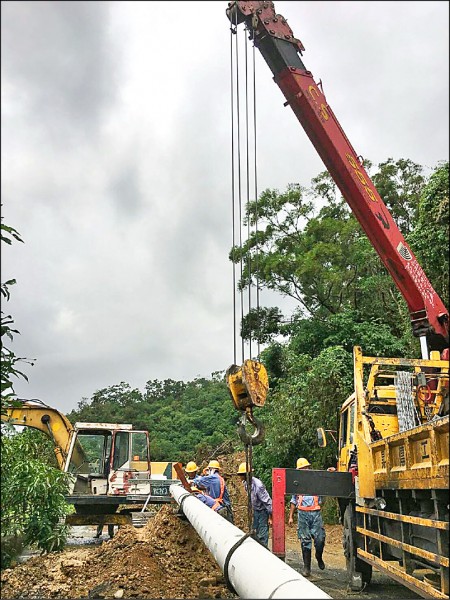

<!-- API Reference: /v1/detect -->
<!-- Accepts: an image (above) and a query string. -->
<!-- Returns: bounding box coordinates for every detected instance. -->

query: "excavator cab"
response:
[66,423,151,496]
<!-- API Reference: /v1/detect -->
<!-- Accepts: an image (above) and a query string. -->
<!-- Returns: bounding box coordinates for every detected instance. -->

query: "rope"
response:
[268,579,305,599]
[224,439,263,594]
[178,492,192,514]
[223,531,254,594]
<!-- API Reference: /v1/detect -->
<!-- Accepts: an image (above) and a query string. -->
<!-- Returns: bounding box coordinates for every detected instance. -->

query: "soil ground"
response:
[1,451,422,599]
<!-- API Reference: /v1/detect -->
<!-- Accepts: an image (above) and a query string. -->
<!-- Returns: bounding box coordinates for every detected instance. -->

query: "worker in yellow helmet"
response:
[235,462,272,548]
[288,458,326,577]
[184,461,199,483]
[191,459,234,523]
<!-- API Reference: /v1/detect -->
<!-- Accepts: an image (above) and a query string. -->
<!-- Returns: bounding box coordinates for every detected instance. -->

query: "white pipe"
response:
[170,483,331,600]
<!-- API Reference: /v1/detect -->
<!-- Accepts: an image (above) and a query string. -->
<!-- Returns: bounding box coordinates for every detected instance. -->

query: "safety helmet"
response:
[207,459,221,470]
[296,457,311,469]
[236,462,251,474]
[185,461,199,473]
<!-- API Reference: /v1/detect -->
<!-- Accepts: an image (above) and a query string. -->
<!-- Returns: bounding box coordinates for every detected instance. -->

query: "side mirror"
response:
[317,427,327,448]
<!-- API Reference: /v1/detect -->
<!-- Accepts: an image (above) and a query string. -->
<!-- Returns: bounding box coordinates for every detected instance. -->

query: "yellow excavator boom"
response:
[1,400,84,469]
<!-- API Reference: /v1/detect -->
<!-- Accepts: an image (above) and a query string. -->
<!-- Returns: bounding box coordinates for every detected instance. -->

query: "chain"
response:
[395,371,420,431]
[244,441,254,535]
[424,404,434,421]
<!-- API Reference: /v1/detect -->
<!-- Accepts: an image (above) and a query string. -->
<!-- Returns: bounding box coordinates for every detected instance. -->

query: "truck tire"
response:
[343,504,372,591]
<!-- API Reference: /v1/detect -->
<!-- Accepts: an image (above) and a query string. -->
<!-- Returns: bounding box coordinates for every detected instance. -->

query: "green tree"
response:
[371,158,425,234]
[1,428,72,569]
[230,159,444,346]
[90,382,144,407]
[254,344,354,490]
[408,161,449,308]
[230,182,365,316]
[68,375,240,465]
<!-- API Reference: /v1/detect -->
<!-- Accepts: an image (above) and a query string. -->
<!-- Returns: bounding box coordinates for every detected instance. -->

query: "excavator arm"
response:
[226,1,449,353]
[1,399,85,469]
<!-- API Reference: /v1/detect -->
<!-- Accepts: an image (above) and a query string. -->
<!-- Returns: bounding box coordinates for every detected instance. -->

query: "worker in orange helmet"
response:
[192,459,234,523]
[288,457,326,577]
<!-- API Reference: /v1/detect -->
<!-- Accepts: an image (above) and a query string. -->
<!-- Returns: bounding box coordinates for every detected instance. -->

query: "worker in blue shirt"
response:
[235,462,272,548]
[190,485,229,519]
[288,457,326,577]
[192,459,234,523]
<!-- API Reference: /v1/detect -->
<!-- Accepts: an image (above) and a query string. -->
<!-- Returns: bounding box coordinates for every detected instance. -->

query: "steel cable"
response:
[245,440,254,535]
[230,16,261,363]
[230,18,237,365]
[252,43,261,359]
[244,25,252,360]
[233,22,245,364]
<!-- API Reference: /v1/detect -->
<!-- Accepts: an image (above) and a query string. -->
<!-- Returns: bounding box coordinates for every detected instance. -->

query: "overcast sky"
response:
[2,1,449,414]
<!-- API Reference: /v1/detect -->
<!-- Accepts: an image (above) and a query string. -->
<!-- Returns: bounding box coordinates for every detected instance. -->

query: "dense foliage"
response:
[68,376,240,465]
[1,427,72,569]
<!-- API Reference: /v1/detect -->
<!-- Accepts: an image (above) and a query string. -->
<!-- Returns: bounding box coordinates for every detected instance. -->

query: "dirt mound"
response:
[0,450,262,599]
[1,505,237,599]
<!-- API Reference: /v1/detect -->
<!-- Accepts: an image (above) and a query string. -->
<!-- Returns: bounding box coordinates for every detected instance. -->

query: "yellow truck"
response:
[318,347,449,598]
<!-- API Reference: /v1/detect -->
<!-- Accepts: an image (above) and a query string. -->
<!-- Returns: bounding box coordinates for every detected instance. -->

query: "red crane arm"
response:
[226,1,448,351]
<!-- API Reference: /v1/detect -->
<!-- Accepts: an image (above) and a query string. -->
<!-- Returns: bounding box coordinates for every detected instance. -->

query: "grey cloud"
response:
[2,1,118,139]
[109,162,144,218]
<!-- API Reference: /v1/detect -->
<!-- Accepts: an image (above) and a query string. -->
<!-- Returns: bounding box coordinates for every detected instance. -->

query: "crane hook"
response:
[237,408,265,446]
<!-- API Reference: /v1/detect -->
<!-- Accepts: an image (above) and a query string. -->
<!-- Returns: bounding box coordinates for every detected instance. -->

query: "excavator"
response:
[225,2,449,598]
[1,399,180,532]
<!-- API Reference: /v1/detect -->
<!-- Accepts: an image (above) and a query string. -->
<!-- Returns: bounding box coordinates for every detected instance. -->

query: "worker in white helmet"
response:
[288,457,326,578]
[235,461,272,548]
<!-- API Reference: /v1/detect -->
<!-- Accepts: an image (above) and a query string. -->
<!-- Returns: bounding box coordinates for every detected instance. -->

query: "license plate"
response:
[151,483,171,497]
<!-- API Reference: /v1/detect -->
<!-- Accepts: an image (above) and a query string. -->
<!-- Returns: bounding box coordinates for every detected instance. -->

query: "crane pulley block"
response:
[226,359,269,411]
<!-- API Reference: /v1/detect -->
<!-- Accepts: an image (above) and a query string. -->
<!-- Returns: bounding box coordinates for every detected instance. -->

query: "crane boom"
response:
[226,1,449,352]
